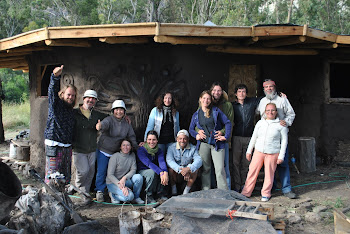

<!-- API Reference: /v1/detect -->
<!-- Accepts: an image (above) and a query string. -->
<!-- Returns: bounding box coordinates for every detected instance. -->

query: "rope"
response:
[226,210,237,220]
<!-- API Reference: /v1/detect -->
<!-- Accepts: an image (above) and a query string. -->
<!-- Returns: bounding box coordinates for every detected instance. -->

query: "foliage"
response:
[2,100,30,130]
[1,0,350,38]
[0,69,29,104]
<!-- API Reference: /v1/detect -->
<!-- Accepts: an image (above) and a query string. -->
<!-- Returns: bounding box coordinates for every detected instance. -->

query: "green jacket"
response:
[216,93,234,138]
[73,107,107,154]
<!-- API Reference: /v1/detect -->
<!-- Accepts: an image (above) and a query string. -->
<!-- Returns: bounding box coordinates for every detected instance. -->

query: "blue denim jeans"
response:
[274,146,292,193]
[158,142,174,156]
[107,174,143,202]
[95,150,110,192]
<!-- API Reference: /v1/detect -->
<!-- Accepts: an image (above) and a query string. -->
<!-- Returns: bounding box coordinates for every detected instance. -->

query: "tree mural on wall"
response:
[84,61,190,141]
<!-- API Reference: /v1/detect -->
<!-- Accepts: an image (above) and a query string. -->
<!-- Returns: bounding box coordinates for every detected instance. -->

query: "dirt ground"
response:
[1,140,349,234]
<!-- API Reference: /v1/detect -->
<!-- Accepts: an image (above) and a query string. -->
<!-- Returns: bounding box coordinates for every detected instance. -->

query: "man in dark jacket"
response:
[72,90,107,202]
[44,65,77,184]
[231,84,261,192]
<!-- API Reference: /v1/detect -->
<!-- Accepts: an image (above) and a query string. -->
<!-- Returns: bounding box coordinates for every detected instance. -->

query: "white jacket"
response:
[257,95,295,127]
[246,118,288,160]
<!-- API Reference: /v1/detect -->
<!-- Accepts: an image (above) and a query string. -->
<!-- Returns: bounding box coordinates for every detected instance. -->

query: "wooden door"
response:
[228,65,259,102]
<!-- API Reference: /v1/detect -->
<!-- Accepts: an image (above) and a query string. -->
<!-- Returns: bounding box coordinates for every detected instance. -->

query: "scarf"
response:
[144,143,159,156]
[162,105,173,124]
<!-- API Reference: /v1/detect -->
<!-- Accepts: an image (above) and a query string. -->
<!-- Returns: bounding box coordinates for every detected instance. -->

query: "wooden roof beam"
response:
[0,52,31,58]
[45,39,91,47]
[7,47,50,53]
[154,35,239,45]
[297,43,338,49]
[0,59,27,68]
[242,37,259,46]
[206,46,318,55]
[0,56,26,62]
[99,37,149,44]
[262,36,306,47]
[12,66,29,71]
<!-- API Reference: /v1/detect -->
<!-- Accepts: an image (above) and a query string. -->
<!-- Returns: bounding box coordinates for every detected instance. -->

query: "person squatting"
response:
[44,66,296,204]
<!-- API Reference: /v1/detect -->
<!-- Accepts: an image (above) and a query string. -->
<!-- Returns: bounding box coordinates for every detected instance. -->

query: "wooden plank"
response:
[99,37,150,44]
[254,25,304,36]
[207,46,319,55]
[0,52,31,58]
[334,208,350,234]
[154,35,238,45]
[297,43,338,49]
[0,56,26,62]
[7,47,50,53]
[158,23,251,37]
[336,35,350,44]
[45,39,91,47]
[232,210,268,221]
[0,30,47,51]
[262,36,306,47]
[306,28,337,42]
[12,66,29,71]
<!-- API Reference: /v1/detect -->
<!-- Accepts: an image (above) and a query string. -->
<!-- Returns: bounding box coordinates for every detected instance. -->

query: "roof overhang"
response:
[1,22,350,72]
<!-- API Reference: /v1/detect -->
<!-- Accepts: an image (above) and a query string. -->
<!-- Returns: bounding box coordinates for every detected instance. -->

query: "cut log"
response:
[298,137,316,173]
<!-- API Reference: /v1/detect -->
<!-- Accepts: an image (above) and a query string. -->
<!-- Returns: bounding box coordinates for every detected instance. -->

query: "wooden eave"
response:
[1,23,350,71]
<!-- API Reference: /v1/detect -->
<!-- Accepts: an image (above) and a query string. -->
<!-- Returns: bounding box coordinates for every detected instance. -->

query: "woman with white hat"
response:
[94,99,138,202]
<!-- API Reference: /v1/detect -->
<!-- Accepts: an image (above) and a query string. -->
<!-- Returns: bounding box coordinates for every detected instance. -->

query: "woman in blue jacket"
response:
[144,91,180,154]
[189,90,231,190]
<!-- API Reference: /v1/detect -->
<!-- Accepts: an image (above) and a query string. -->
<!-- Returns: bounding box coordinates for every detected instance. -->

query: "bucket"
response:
[0,162,22,222]
[119,210,141,234]
[9,143,17,159]
[142,212,164,234]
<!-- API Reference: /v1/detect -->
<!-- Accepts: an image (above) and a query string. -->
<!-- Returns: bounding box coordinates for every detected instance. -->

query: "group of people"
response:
[44,65,296,205]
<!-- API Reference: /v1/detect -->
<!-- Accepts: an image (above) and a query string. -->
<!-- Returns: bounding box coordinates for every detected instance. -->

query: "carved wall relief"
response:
[84,63,190,140]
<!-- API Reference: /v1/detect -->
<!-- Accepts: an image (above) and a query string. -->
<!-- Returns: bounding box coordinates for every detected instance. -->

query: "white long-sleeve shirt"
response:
[257,95,295,127]
[246,118,289,160]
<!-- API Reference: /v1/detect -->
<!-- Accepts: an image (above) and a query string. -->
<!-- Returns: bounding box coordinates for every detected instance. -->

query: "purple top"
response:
[136,146,168,175]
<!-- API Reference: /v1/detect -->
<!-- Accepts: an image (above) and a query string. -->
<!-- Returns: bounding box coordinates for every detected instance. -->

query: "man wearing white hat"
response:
[72,90,107,203]
[166,129,202,195]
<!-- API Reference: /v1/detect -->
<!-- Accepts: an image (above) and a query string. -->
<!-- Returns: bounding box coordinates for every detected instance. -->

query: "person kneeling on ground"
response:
[106,138,144,204]
[166,129,202,195]
[137,130,169,204]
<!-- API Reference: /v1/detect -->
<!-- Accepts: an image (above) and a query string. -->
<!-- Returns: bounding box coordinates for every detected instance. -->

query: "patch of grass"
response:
[2,101,30,130]
[321,197,346,209]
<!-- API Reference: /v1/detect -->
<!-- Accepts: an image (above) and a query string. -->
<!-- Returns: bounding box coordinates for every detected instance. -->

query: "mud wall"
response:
[28,42,350,173]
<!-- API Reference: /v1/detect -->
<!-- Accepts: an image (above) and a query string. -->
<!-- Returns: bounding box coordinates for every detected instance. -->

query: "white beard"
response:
[265,91,277,100]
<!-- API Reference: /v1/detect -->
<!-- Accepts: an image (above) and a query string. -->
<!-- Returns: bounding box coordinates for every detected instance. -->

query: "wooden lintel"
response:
[262,36,306,47]
[206,46,318,55]
[12,66,29,71]
[7,47,50,53]
[154,35,238,45]
[243,37,259,46]
[0,56,26,62]
[0,52,31,58]
[0,60,27,68]
[45,39,91,47]
[99,37,149,44]
[297,43,338,49]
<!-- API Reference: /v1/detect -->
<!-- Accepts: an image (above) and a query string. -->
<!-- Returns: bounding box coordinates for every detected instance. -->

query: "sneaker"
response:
[109,192,120,204]
[96,191,105,202]
[134,197,145,204]
[146,195,156,204]
[284,191,296,199]
[261,196,270,202]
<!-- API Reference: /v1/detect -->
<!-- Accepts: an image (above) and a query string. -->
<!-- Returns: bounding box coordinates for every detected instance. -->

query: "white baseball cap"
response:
[111,100,126,111]
[177,129,189,137]
[83,90,98,100]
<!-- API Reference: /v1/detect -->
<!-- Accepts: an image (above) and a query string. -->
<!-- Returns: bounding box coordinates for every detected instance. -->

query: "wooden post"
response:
[298,137,316,173]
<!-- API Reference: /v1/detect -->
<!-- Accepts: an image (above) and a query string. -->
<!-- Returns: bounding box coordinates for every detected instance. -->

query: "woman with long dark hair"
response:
[144,91,180,154]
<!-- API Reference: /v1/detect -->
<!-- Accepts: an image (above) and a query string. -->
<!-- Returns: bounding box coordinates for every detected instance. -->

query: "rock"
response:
[296,202,313,214]
[304,212,321,223]
[313,205,328,213]
[287,214,302,224]
[291,198,313,208]
[62,220,111,234]
[319,212,333,219]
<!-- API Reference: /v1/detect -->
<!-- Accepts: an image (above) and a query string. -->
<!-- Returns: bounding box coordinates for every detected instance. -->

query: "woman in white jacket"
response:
[144,91,180,154]
[241,103,288,202]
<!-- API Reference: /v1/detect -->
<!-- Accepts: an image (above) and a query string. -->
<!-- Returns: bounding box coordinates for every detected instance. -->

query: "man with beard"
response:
[44,65,77,184]
[210,82,234,189]
[71,90,107,203]
[256,79,296,199]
